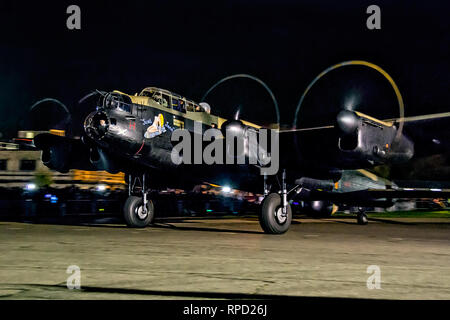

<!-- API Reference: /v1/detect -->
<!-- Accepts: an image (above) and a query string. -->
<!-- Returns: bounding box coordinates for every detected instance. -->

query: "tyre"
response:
[259,193,292,234]
[357,213,368,225]
[123,196,154,228]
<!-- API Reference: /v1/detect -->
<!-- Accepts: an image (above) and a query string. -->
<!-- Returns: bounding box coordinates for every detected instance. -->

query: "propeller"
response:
[292,61,405,138]
[28,98,72,134]
[282,60,411,166]
[286,61,408,160]
[200,75,281,165]
[201,74,280,129]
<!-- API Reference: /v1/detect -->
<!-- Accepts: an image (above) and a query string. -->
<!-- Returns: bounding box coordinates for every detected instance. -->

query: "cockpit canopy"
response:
[139,87,209,113]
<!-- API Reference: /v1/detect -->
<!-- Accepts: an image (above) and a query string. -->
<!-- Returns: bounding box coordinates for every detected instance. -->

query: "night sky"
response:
[0,0,448,138]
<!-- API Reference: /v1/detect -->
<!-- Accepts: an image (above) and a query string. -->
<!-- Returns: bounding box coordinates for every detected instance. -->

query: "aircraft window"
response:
[161,94,170,108]
[172,98,180,111]
[146,91,167,108]
[194,104,204,112]
[187,103,194,112]
[119,103,131,113]
[141,90,153,97]
[179,99,186,113]
[151,92,162,103]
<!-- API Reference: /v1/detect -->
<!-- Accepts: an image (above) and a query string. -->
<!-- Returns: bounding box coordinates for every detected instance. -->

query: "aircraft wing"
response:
[397,112,450,157]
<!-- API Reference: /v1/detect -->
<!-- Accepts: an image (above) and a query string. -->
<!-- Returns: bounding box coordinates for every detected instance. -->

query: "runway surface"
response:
[0,216,449,299]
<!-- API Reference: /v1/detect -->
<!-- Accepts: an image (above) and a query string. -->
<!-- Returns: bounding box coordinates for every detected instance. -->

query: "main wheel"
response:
[259,193,292,234]
[123,196,155,228]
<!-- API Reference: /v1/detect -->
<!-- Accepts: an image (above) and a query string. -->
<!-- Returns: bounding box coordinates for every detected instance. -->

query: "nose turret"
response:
[84,110,110,140]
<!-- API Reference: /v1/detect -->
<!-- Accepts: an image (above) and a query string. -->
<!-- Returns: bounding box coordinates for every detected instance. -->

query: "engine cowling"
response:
[336,110,414,165]
[34,133,118,173]
[292,61,415,170]
[41,142,71,173]
[221,120,256,164]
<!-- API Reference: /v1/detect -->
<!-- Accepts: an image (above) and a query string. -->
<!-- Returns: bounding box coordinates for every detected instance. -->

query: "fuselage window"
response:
[151,92,162,104]
[194,104,204,112]
[119,103,131,113]
[161,94,170,108]
[141,90,152,97]
[179,99,186,113]
[187,103,194,112]
[172,98,180,111]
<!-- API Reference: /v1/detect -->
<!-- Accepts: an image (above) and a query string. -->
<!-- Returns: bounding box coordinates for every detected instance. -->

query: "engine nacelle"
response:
[221,120,249,162]
[220,120,270,165]
[41,143,71,173]
[34,133,117,173]
[336,110,414,165]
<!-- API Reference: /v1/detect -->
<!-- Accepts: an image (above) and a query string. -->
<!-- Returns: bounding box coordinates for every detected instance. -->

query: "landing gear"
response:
[123,196,154,227]
[259,193,292,234]
[259,170,292,234]
[356,207,368,225]
[123,173,155,228]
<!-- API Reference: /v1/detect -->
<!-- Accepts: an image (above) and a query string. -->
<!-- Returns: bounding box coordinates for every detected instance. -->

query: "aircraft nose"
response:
[84,110,110,140]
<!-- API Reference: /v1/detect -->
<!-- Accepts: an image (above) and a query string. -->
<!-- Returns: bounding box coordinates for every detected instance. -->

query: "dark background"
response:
[0,0,448,139]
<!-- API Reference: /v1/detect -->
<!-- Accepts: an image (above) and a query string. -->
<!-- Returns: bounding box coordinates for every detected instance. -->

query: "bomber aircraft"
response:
[33,61,450,234]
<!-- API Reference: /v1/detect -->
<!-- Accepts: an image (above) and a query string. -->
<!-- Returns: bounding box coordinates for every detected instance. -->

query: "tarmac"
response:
[0,215,449,299]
